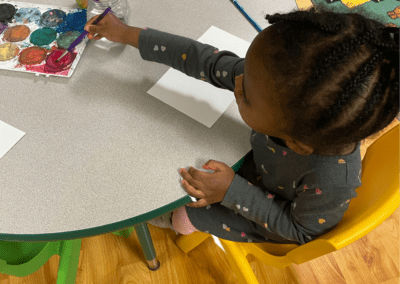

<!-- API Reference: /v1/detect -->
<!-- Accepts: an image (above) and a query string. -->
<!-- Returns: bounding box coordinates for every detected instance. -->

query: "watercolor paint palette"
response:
[0,0,88,77]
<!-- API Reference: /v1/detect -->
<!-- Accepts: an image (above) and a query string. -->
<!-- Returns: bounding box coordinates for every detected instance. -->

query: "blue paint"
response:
[56,10,87,34]
[14,8,41,25]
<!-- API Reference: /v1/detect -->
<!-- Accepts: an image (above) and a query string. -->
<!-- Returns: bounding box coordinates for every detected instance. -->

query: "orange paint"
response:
[19,46,47,65]
[3,25,30,42]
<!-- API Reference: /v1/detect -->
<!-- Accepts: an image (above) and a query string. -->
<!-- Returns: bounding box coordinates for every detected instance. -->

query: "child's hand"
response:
[84,12,130,43]
[180,160,235,208]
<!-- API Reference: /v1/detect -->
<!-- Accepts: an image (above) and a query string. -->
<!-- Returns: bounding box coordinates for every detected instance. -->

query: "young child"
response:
[84,6,399,245]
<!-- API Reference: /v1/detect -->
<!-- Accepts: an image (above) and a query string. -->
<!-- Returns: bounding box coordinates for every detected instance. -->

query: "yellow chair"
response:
[176,124,400,284]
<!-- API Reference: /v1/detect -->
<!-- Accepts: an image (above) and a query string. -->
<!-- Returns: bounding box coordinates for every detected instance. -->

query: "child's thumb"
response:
[202,160,220,171]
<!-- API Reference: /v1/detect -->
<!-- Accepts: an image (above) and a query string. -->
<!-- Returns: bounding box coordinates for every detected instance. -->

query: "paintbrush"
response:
[230,0,262,32]
[55,6,111,62]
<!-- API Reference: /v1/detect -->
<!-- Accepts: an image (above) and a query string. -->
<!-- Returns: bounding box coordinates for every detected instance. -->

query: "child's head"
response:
[235,6,399,156]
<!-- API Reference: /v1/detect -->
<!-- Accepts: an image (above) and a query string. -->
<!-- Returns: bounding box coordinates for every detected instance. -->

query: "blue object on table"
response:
[55,6,112,62]
[230,0,262,32]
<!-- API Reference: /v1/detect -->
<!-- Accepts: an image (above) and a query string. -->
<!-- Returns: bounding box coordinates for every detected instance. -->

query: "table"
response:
[0,0,299,272]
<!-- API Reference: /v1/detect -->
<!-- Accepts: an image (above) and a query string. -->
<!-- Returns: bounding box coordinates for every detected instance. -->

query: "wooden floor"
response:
[1,122,398,284]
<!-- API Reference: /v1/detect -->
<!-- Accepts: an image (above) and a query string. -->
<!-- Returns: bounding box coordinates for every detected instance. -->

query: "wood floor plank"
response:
[381,278,400,284]
[292,254,348,284]
[0,206,398,284]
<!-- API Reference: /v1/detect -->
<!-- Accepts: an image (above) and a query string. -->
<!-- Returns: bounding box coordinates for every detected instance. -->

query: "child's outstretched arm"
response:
[84,13,142,48]
[85,14,244,92]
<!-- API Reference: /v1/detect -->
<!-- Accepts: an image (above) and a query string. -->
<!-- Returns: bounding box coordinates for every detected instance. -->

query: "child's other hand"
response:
[180,160,235,208]
[84,12,129,43]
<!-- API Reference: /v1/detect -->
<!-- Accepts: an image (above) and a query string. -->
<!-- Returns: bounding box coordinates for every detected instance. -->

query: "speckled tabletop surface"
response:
[2,0,395,241]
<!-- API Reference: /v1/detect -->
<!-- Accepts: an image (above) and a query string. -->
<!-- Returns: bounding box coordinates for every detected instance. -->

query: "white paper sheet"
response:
[0,120,25,159]
[147,26,251,128]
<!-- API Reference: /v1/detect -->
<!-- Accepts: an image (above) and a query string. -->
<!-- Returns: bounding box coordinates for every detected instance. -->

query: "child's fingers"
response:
[85,15,100,27]
[180,168,202,189]
[181,179,205,199]
[85,25,100,35]
[187,199,208,208]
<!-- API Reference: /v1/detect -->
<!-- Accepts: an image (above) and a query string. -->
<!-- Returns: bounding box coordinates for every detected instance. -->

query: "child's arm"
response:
[84,14,244,92]
[222,174,358,244]
[122,26,142,48]
[84,13,141,48]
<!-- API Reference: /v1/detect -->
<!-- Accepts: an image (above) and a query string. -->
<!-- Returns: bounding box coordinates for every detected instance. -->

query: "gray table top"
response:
[0,0,298,241]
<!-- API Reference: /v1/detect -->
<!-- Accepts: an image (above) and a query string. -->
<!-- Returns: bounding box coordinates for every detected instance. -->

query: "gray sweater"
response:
[138,28,362,244]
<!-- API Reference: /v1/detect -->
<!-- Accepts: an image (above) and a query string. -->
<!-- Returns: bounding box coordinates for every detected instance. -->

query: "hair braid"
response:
[263,6,399,155]
[382,27,400,106]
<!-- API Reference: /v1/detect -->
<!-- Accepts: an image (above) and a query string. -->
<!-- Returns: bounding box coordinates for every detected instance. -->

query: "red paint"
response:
[44,48,75,73]
[23,48,74,76]
[24,63,70,76]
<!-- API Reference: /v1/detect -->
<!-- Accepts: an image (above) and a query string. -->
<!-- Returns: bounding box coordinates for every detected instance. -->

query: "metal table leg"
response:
[134,223,160,271]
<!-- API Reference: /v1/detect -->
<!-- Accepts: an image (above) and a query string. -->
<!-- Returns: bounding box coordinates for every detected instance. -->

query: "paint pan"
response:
[0,1,88,78]
[0,42,19,61]
[19,46,47,65]
[14,7,41,24]
[0,3,16,24]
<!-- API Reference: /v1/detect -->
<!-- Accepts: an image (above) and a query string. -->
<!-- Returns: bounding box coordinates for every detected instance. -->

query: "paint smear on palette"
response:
[24,49,76,76]
[19,46,47,65]
[40,9,66,27]
[0,43,19,61]
[56,10,87,33]
[0,22,7,34]
[30,27,57,46]
[0,3,17,24]
[3,25,30,42]
[14,8,41,25]
[57,30,81,49]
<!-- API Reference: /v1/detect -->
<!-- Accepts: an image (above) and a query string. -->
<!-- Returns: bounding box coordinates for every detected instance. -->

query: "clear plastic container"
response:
[87,0,129,50]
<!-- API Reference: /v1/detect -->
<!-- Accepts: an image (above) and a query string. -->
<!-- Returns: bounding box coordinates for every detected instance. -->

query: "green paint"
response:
[30,27,57,46]
[57,30,80,49]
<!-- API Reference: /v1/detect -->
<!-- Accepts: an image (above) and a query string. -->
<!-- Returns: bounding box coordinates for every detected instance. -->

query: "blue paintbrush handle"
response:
[230,0,262,32]
[67,6,112,52]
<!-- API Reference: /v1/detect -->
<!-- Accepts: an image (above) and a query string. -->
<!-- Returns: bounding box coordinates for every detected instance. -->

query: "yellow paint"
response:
[342,0,370,9]
[76,0,87,9]
[0,43,19,61]
[295,0,314,10]
[295,0,371,10]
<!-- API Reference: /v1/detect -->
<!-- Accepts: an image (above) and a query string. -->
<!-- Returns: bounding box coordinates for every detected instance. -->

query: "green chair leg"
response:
[57,239,82,284]
[134,223,160,271]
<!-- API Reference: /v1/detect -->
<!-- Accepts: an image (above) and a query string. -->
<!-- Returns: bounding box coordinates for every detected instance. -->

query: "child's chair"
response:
[0,239,82,284]
[0,228,133,283]
[176,124,400,284]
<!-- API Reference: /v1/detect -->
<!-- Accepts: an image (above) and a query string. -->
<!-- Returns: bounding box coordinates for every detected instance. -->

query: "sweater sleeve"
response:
[138,28,244,92]
[222,174,357,244]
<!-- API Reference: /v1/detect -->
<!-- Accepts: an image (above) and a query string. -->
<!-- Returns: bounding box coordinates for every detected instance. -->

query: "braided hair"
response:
[264,6,399,155]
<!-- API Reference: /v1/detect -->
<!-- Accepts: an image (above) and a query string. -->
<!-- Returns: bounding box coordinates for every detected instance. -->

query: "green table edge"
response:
[0,150,247,242]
